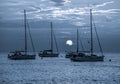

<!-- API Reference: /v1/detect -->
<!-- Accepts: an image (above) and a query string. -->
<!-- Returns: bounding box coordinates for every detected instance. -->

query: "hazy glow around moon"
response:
[66,40,73,46]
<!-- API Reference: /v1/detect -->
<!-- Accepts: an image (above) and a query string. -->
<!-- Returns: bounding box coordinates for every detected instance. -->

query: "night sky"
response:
[0,0,120,53]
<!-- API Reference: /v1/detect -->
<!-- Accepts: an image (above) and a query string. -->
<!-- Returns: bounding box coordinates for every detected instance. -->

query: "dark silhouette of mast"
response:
[53,31,59,53]
[79,37,84,51]
[50,22,53,53]
[77,28,79,53]
[90,9,93,56]
[24,10,27,55]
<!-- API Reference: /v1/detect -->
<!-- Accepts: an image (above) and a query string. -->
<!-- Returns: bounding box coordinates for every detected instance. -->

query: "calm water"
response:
[0,53,120,84]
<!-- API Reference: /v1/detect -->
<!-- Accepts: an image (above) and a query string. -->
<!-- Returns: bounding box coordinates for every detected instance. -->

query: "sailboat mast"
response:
[24,10,27,55]
[90,9,93,56]
[77,28,79,53]
[50,22,53,53]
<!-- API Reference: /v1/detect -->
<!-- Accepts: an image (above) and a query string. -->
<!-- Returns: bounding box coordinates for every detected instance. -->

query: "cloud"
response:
[50,0,71,6]
[73,22,86,26]
[93,9,120,14]
[62,0,71,5]
[0,0,120,28]
[50,0,64,6]
[60,31,72,35]
[95,1,114,8]
[52,8,86,15]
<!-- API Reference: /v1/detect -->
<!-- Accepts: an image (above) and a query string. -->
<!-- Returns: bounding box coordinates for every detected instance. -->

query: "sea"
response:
[0,53,120,84]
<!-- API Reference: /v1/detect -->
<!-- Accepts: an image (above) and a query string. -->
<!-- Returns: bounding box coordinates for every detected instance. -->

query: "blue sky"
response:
[0,0,120,53]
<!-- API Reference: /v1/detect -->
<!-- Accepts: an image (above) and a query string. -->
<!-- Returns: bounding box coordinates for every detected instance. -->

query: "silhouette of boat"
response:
[8,10,36,60]
[70,9,104,62]
[65,52,74,58]
[65,27,85,58]
[38,22,59,57]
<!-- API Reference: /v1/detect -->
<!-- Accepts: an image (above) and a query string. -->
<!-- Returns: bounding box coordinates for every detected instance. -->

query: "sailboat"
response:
[65,28,81,58]
[70,9,104,62]
[38,22,59,57]
[8,10,36,60]
[65,28,87,58]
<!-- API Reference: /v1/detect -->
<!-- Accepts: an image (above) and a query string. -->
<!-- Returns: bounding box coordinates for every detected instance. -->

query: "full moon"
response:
[66,40,73,46]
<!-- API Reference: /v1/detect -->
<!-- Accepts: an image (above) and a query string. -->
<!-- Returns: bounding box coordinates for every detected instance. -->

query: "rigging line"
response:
[78,28,85,51]
[80,28,89,52]
[53,30,59,53]
[24,10,27,54]
[92,18,104,56]
[26,20,36,54]
[77,28,79,53]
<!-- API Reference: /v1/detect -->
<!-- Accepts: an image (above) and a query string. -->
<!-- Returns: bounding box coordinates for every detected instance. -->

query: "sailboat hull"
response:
[65,55,71,58]
[8,54,36,60]
[65,53,74,58]
[71,55,104,62]
[39,53,58,57]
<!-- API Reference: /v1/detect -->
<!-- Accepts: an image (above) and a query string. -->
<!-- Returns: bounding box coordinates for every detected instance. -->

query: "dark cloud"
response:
[51,0,64,6]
